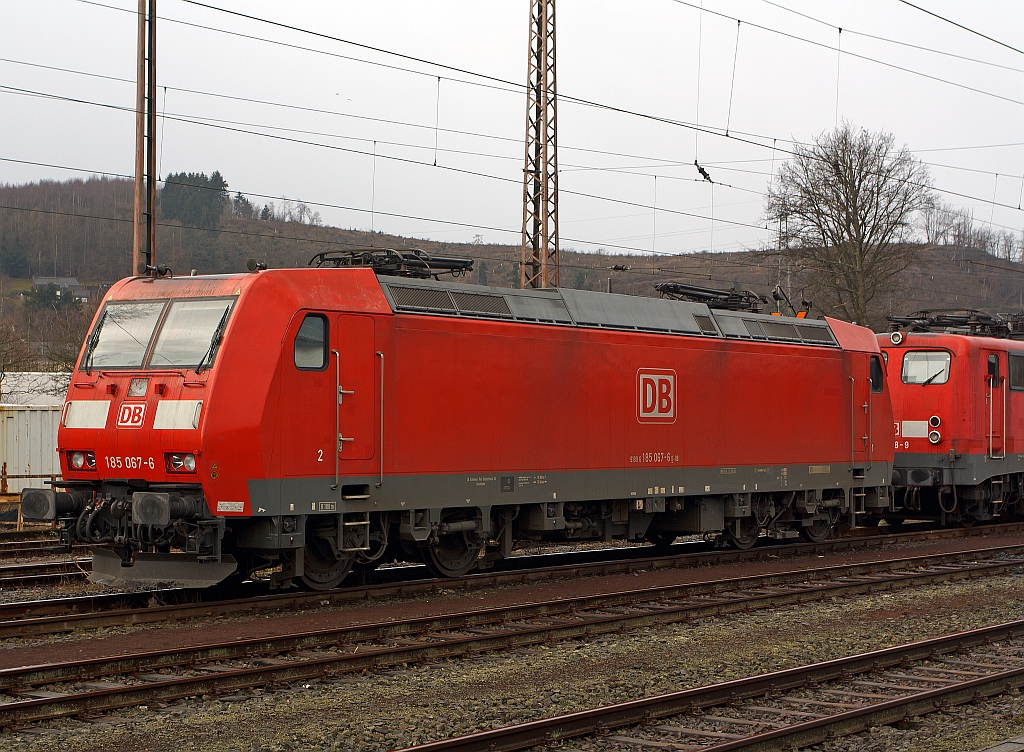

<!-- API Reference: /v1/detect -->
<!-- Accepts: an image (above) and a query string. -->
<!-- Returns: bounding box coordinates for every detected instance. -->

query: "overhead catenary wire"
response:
[6,49,1010,198]
[5,80,1022,249]
[725,20,740,137]
[664,0,1024,108]
[895,0,1024,57]
[757,0,1024,74]
[46,7,1023,220]
[75,0,1024,148]
[0,84,772,232]
[2,43,1015,196]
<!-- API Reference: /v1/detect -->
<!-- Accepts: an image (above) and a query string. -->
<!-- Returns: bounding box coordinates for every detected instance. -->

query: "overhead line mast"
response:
[132,0,157,275]
[520,0,559,289]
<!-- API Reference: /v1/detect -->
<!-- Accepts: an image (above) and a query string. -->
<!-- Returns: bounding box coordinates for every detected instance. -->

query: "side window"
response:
[870,355,884,394]
[902,351,951,385]
[294,314,327,370]
[988,353,1001,383]
[1010,354,1024,391]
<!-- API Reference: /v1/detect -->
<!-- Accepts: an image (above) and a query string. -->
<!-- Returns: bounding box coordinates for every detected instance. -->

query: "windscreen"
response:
[902,351,951,385]
[149,299,235,369]
[82,301,165,369]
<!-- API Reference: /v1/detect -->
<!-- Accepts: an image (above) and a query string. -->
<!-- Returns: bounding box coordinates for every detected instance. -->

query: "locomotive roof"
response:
[881,330,1024,353]
[101,269,842,349]
[376,275,840,348]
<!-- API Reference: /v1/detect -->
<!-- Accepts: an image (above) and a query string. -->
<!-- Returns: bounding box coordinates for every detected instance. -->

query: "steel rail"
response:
[0,547,1020,727]
[0,521,1022,637]
[398,620,1024,752]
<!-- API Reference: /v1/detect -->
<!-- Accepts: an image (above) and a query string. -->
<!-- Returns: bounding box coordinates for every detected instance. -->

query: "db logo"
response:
[637,369,676,424]
[116,402,147,428]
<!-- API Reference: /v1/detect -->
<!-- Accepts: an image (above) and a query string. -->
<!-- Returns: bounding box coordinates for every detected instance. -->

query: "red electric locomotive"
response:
[23,251,894,590]
[880,311,1024,525]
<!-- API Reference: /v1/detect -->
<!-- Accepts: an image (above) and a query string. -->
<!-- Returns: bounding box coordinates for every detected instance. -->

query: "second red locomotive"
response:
[881,311,1024,526]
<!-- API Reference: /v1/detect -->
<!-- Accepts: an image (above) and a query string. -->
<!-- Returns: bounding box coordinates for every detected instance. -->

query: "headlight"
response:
[67,451,96,471]
[928,430,941,444]
[166,452,197,473]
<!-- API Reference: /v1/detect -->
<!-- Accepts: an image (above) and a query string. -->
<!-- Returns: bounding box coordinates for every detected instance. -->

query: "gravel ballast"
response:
[2,566,1023,752]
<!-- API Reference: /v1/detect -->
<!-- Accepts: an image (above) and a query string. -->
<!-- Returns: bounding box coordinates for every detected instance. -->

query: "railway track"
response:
[0,559,90,590]
[0,529,58,544]
[1,522,1022,638]
[0,540,88,561]
[402,619,1024,752]
[0,544,1021,728]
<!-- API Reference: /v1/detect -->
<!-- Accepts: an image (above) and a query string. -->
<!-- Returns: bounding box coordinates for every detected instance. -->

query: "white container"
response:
[0,404,62,493]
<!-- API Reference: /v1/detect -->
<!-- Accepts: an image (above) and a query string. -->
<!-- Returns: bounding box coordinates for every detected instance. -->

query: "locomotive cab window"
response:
[870,355,884,393]
[149,298,235,369]
[81,300,166,370]
[1010,354,1024,391]
[902,351,951,385]
[294,314,328,370]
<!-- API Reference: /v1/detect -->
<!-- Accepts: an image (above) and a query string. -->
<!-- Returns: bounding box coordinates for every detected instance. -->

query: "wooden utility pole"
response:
[132,0,157,275]
[519,0,559,289]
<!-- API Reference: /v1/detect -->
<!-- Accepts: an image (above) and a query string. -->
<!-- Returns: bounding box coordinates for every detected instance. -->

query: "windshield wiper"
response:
[921,369,945,386]
[195,307,231,373]
[81,319,105,374]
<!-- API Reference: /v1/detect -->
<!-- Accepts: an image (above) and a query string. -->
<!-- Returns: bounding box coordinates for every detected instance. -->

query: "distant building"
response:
[31,277,105,304]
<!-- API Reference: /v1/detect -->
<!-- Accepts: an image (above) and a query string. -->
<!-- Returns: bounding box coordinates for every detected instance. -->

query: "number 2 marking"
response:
[317,449,323,462]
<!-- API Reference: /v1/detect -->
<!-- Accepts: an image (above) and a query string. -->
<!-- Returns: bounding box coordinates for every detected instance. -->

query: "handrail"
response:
[849,376,855,471]
[331,349,340,491]
[867,376,873,471]
[376,351,384,488]
[1003,377,1008,459]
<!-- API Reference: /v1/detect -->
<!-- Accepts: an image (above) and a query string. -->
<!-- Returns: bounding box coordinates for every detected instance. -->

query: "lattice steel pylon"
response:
[520,0,559,289]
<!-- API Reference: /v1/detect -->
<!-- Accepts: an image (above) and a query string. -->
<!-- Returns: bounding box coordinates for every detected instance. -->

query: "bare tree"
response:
[922,200,1024,262]
[764,124,935,325]
[0,313,36,398]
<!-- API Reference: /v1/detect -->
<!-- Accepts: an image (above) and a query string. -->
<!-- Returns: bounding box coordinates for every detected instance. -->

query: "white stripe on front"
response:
[63,400,111,429]
[153,400,203,430]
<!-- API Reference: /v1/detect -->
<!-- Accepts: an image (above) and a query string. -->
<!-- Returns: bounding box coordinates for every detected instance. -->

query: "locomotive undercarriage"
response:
[892,474,1024,526]
[23,480,886,590]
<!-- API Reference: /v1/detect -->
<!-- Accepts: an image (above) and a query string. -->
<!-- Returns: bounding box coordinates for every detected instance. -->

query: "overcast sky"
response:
[1,0,1022,259]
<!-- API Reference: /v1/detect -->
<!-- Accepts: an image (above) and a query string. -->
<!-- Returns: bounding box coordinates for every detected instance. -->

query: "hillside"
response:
[1,175,1022,329]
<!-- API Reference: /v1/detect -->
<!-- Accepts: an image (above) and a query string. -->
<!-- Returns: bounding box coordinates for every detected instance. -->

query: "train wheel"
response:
[799,517,832,543]
[300,523,356,590]
[727,518,760,550]
[422,532,483,578]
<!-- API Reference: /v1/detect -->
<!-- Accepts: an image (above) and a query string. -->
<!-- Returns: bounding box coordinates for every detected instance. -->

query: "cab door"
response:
[850,353,872,468]
[279,312,334,479]
[333,315,376,462]
[984,350,1005,459]
[277,313,377,482]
